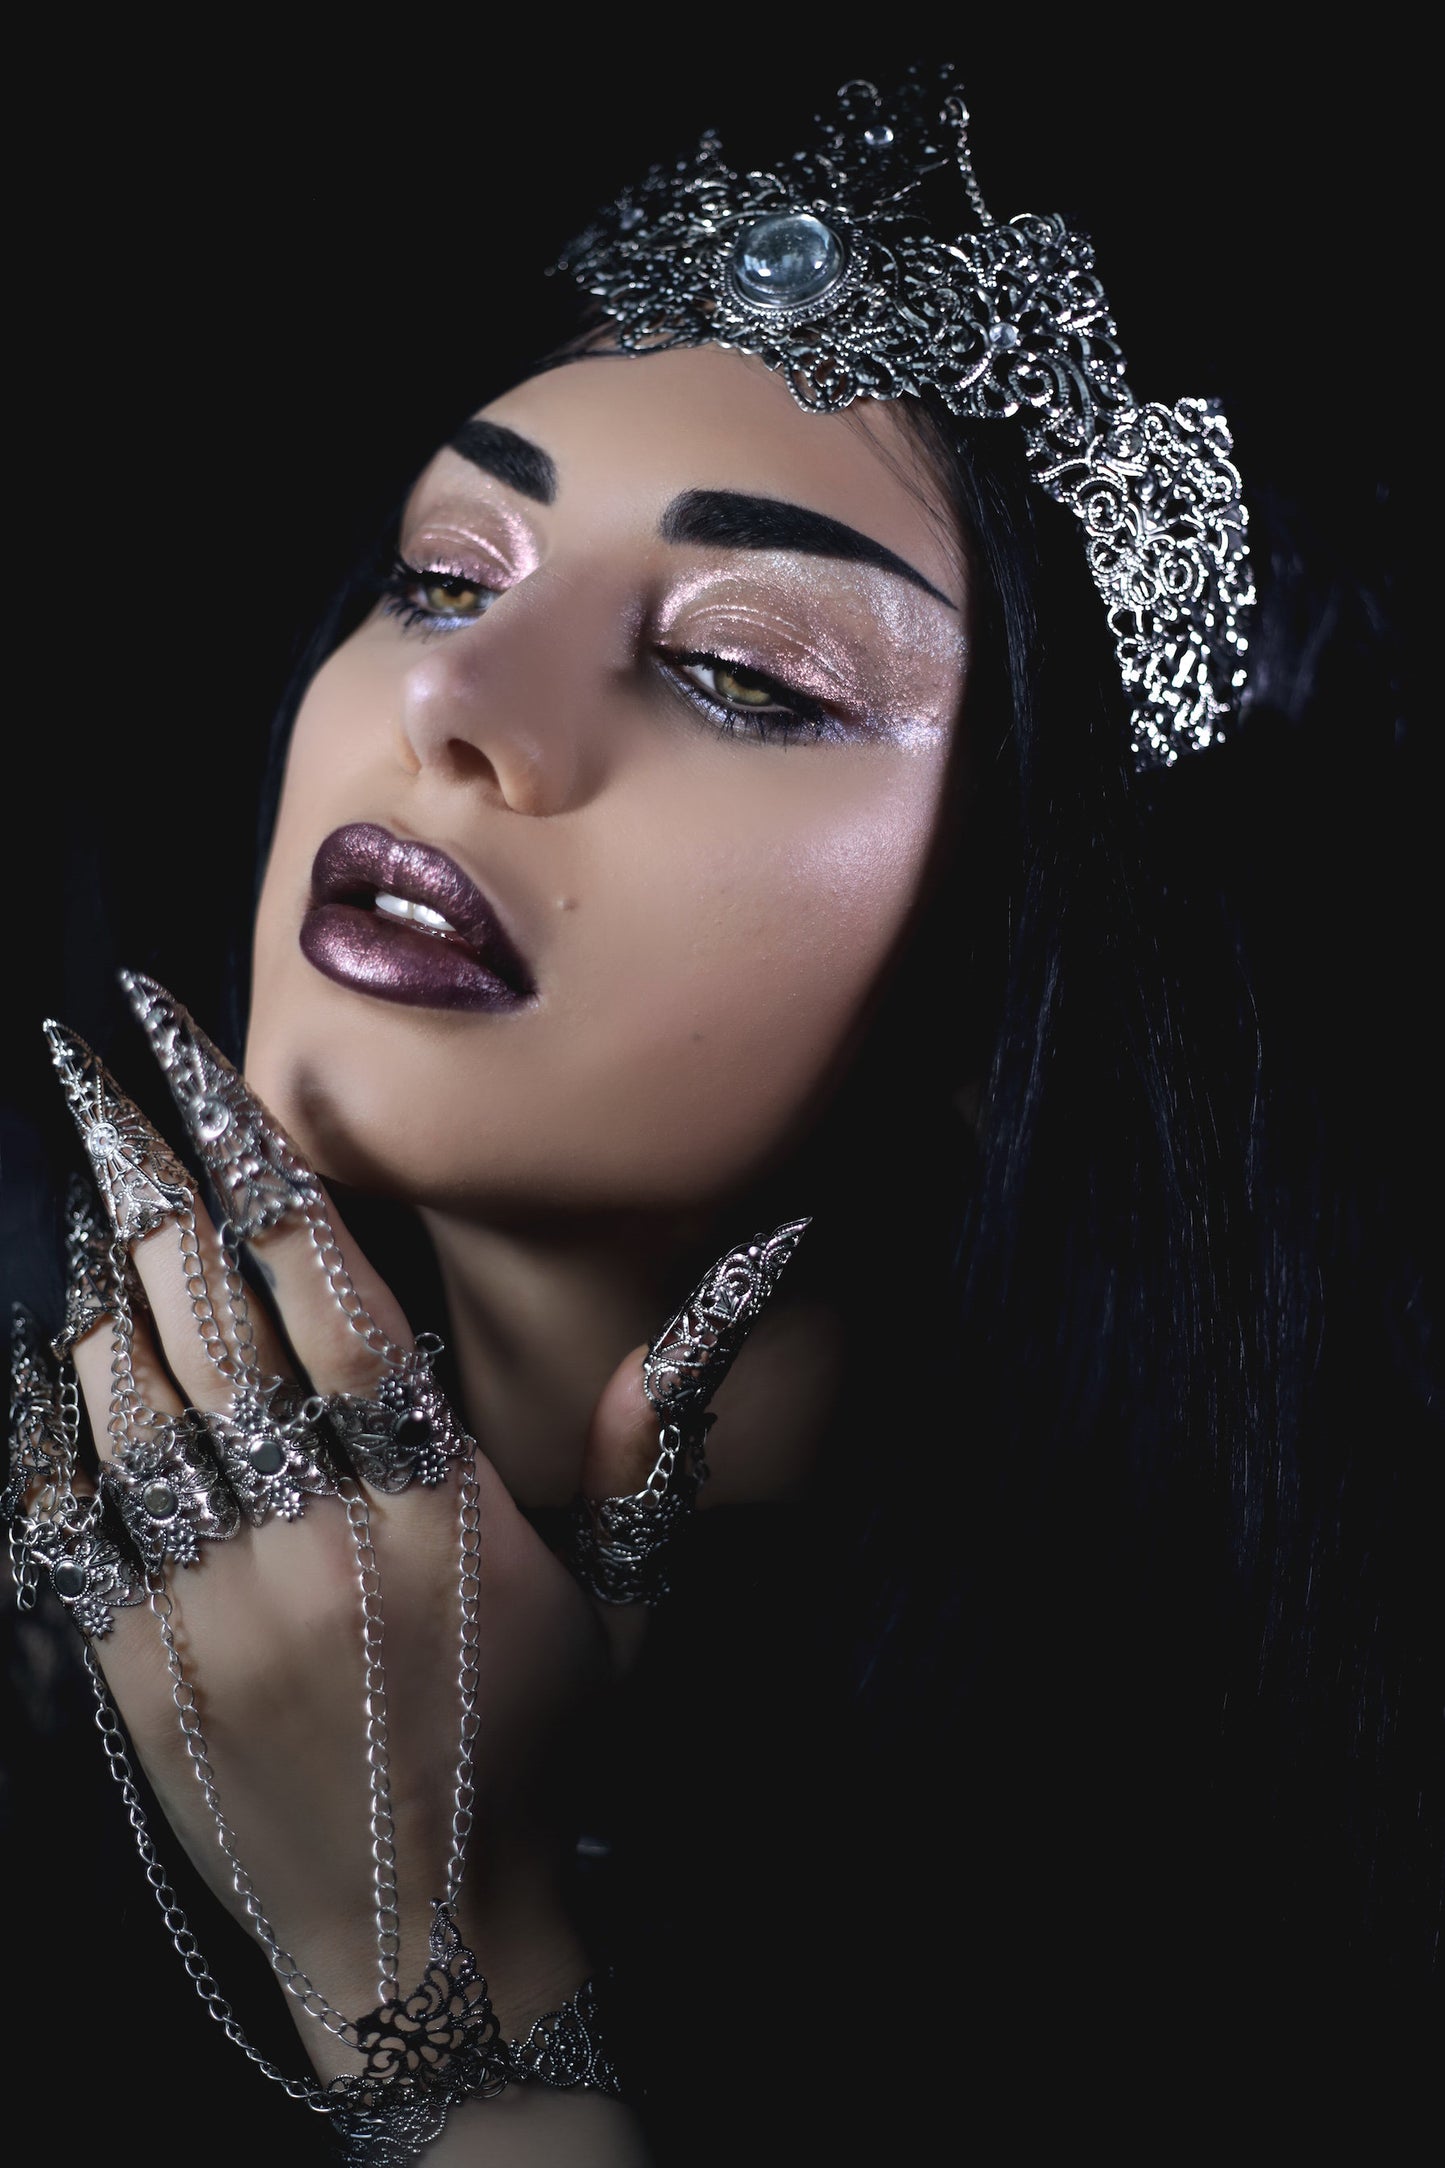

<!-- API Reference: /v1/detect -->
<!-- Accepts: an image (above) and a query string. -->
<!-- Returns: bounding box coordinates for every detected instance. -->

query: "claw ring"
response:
[566,1412,714,1605]
[566,1219,810,1606]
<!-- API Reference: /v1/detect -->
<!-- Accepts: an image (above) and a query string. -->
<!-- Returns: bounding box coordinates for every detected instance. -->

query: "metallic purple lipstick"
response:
[300,824,536,1012]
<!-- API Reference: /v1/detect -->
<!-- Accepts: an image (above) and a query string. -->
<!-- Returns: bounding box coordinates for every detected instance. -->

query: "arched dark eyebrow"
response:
[448,419,558,505]
[660,488,957,610]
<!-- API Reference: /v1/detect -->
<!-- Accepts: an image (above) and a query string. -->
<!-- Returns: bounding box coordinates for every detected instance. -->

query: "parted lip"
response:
[308,824,535,996]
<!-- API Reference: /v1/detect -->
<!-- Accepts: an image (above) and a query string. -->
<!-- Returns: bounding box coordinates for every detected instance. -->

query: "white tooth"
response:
[374,891,457,933]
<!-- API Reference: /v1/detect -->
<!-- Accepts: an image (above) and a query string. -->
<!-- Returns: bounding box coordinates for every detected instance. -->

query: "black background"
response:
[14,20,1416,1053]
[4,17,1430,2148]
[10,23,1420,1286]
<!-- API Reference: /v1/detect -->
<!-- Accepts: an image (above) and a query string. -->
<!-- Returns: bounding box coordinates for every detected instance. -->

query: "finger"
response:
[71,1295,185,1462]
[41,1153,254,1586]
[580,1343,657,1501]
[45,1170,186,1462]
[43,1019,291,1407]
[7,1307,149,1639]
[570,1217,811,1613]
[636,1216,812,1431]
[51,1172,138,1370]
[7,1304,90,1510]
[120,970,412,1396]
[579,1216,812,1503]
[57,1153,294,1422]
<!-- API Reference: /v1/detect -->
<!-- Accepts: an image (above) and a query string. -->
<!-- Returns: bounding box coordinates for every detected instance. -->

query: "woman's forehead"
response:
[443,344,964,599]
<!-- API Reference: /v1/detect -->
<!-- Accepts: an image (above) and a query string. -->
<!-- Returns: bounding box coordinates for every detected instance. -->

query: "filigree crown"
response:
[560,65,1254,771]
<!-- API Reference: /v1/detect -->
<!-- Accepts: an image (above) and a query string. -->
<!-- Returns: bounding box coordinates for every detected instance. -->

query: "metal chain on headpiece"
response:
[559,62,1255,770]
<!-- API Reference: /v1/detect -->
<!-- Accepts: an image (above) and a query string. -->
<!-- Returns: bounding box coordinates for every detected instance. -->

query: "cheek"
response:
[547,754,947,1199]
[245,637,953,1216]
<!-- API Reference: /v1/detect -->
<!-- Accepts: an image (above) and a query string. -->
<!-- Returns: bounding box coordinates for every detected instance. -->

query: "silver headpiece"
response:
[561,65,1254,771]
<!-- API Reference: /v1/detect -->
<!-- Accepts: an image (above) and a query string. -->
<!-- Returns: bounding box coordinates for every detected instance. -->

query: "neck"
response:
[420,1204,846,1510]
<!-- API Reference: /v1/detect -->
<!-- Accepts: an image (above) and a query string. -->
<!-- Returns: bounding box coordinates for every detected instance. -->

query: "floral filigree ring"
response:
[188,1377,337,1526]
[101,1418,241,1572]
[326,1337,473,1494]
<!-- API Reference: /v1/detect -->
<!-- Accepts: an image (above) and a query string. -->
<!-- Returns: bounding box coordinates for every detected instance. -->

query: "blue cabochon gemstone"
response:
[730,214,844,307]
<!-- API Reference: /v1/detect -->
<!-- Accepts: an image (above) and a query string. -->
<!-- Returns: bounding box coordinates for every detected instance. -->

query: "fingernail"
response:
[52,1174,129,1359]
[118,970,321,1239]
[43,1020,193,1244]
[644,1215,811,1415]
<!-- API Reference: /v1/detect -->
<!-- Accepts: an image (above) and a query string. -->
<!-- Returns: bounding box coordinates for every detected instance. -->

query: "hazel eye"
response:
[379,554,498,634]
[682,658,793,712]
[419,573,489,619]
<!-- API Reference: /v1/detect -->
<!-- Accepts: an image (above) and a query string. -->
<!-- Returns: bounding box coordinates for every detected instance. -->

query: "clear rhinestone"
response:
[863,124,894,147]
[989,322,1021,349]
[731,214,844,308]
[53,1560,89,1598]
[142,1481,179,1519]
[246,1434,286,1475]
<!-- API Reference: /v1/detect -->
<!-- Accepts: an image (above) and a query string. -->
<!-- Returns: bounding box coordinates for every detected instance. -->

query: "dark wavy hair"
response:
[239,360,1435,2138]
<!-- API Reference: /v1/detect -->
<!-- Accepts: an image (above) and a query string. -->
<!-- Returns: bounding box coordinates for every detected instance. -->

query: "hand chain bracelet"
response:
[12,993,827,2148]
[85,1647,620,2168]
[18,992,624,2156]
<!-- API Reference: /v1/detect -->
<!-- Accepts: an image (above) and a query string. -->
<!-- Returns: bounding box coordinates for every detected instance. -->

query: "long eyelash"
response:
[376,552,492,635]
[372,564,835,742]
[661,649,831,745]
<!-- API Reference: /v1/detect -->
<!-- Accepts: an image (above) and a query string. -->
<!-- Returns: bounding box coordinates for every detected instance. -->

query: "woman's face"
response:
[247,344,969,1222]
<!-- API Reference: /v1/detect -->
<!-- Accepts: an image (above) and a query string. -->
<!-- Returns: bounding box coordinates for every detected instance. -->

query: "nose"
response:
[396,577,606,815]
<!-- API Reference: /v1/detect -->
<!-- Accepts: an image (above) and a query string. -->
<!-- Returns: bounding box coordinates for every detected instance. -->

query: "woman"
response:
[5,53,1434,2164]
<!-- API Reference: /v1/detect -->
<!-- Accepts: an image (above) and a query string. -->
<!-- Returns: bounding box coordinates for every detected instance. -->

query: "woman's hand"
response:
[13,974,805,2124]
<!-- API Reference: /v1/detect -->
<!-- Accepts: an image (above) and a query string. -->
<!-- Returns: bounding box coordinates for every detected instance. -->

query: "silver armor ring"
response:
[188,1378,338,1526]
[29,1500,148,1636]
[101,1418,241,1571]
[326,1336,472,1494]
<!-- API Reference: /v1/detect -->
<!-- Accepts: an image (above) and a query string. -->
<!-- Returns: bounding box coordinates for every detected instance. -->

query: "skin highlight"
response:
[246,343,971,1504]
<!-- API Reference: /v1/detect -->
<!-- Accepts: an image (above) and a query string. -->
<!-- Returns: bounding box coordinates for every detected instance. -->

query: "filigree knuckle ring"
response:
[29,1503,148,1637]
[327,1336,473,1493]
[101,1419,241,1571]
[188,1379,338,1526]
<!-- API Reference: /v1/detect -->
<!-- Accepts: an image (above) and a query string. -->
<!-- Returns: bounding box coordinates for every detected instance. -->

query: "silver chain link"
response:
[83,1643,334,2110]
[445,1454,482,1904]
[136,1421,481,2040]
[343,1477,401,2004]
[944,90,992,226]
[216,1220,266,1391]
[304,1200,408,1367]
[176,1207,240,1383]
[60,1161,492,2116]
[151,1572,364,2044]
[105,1246,149,1454]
